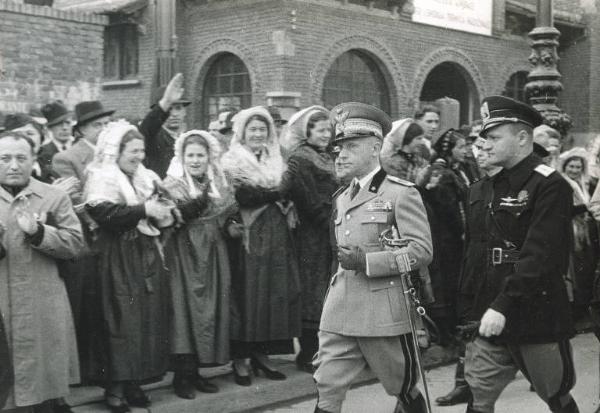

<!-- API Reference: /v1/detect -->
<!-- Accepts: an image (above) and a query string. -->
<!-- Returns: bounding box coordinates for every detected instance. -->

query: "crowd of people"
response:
[0,72,598,413]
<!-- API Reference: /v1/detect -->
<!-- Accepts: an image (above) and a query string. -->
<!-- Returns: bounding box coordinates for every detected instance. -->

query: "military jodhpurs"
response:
[313,330,420,413]
[465,337,576,413]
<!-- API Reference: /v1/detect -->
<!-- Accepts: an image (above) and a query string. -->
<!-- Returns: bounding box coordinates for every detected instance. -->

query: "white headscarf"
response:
[166,129,228,198]
[559,147,590,204]
[221,106,285,188]
[84,120,161,236]
[280,105,329,153]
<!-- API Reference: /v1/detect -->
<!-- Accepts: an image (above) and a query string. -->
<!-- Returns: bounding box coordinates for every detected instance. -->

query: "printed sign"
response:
[412,0,493,36]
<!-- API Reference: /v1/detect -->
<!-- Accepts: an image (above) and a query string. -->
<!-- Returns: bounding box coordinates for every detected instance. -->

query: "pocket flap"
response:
[360,212,388,224]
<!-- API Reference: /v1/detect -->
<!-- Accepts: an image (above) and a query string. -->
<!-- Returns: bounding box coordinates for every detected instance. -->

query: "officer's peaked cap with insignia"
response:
[330,102,392,143]
[479,95,543,136]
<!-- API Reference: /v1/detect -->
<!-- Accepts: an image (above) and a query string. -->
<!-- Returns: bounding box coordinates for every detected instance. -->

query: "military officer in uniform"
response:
[313,102,434,413]
[461,96,579,413]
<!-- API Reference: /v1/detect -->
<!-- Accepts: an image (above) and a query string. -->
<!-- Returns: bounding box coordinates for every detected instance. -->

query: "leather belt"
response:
[488,248,520,266]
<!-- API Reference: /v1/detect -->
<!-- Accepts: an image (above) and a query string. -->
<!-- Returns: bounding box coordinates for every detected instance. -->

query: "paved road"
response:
[265,333,599,413]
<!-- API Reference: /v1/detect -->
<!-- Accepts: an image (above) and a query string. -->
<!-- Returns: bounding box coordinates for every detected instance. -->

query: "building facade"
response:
[0,0,106,115]
[42,0,600,143]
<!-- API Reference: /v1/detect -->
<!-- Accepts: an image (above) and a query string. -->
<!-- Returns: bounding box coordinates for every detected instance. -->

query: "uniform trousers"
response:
[465,337,576,413]
[313,330,419,413]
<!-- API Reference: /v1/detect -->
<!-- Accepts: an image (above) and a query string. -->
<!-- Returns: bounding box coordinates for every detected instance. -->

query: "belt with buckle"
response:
[488,248,520,266]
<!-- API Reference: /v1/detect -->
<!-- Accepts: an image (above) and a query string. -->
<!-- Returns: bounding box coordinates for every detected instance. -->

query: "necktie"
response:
[61,144,67,151]
[350,181,360,200]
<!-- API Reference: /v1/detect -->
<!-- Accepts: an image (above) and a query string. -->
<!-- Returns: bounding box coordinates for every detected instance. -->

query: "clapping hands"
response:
[52,176,81,198]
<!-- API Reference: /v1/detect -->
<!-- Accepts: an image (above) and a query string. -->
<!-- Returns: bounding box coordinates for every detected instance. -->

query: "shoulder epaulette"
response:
[386,175,415,187]
[534,164,555,177]
[332,184,348,199]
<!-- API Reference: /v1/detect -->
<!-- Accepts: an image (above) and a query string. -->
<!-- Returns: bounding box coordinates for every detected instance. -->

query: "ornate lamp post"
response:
[525,0,572,136]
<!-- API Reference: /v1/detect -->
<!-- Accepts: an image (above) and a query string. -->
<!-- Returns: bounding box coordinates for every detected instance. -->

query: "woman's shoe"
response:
[232,363,252,386]
[173,373,196,400]
[123,382,151,408]
[251,358,286,380]
[194,373,219,393]
[104,392,131,413]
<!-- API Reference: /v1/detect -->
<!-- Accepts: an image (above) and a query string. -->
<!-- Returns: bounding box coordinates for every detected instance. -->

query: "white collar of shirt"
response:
[53,137,74,151]
[354,166,381,190]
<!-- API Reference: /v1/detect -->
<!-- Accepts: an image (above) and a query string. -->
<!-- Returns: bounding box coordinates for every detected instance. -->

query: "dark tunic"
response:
[459,154,575,343]
[228,185,301,351]
[139,105,175,179]
[163,177,233,364]
[419,168,466,321]
[86,202,170,382]
[281,144,338,329]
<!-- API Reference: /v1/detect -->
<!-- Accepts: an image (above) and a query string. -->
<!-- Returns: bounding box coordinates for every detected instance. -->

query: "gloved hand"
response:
[337,244,366,271]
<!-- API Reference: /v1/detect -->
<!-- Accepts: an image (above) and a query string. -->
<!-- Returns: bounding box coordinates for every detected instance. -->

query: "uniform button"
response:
[390,281,395,286]
[371,216,375,220]
[346,214,351,220]
[345,230,350,235]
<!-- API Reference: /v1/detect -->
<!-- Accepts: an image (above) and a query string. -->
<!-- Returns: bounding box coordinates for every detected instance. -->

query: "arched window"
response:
[322,50,391,114]
[503,71,529,103]
[201,53,251,127]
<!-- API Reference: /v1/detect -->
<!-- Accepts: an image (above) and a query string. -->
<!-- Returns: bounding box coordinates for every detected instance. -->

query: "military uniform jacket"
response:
[462,154,575,344]
[320,169,433,337]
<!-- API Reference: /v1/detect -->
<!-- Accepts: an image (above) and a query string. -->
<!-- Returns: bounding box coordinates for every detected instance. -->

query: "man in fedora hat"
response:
[139,73,190,178]
[39,101,74,182]
[313,102,433,413]
[52,100,114,184]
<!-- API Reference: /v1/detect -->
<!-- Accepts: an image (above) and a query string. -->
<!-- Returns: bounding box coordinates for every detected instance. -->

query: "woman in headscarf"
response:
[279,106,337,373]
[221,106,301,385]
[162,130,236,399]
[83,121,174,413]
[379,118,429,183]
[563,148,599,319]
[431,128,475,186]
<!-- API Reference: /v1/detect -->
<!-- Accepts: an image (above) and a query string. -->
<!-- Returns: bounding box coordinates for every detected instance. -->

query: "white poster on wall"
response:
[412,0,493,36]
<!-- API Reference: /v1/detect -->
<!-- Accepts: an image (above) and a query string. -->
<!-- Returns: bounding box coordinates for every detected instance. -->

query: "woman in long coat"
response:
[280,106,337,372]
[418,129,470,346]
[84,122,174,413]
[162,130,236,399]
[562,148,599,318]
[221,106,301,385]
[0,131,84,412]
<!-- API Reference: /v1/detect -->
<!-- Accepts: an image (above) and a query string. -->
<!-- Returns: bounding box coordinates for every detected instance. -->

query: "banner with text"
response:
[412,0,493,36]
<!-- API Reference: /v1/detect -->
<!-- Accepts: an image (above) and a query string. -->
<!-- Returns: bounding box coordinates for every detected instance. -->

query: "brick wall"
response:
[174,0,596,136]
[97,3,156,123]
[0,0,106,114]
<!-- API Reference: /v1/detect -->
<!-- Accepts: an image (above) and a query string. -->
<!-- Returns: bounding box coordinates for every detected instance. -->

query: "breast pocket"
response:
[360,212,389,244]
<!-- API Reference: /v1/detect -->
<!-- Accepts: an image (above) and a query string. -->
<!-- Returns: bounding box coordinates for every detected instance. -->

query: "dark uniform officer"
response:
[313,102,434,413]
[461,96,578,413]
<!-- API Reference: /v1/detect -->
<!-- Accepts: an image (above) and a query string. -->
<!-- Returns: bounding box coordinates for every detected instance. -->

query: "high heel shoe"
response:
[104,392,131,413]
[251,358,286,380]
[123,382,151,408]
[232,363,252,386]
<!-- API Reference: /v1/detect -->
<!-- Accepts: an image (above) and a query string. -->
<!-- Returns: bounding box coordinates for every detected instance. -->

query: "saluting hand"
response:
[479,308,506,337]
[159,73,184,111]
[337,244,366,271]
